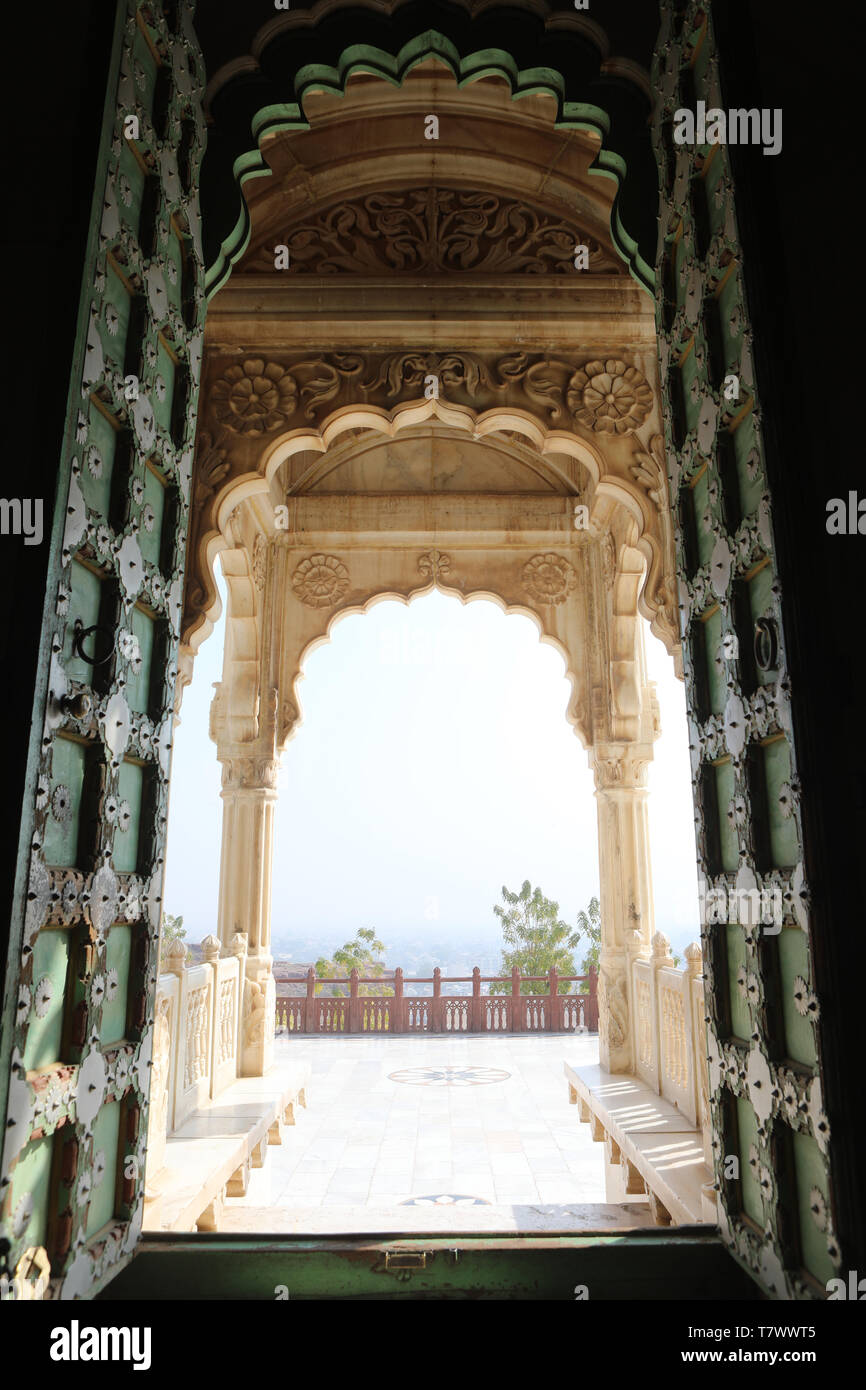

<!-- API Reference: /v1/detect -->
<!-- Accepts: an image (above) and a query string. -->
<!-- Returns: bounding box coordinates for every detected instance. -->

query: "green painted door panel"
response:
[43,737,89,868]
[652,0,834,1300]
[23,931,71,1070]
[85,1100,122,1239]
[101,925,133,1046]
[0,0,206,1302]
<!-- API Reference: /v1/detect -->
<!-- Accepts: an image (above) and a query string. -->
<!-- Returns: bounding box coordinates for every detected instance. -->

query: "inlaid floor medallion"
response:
[400,1194,492,1207]
[386,1065,511,1086]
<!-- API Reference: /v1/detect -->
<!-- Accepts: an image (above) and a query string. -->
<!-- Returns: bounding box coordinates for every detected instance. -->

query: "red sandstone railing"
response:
[274,966,598,1035]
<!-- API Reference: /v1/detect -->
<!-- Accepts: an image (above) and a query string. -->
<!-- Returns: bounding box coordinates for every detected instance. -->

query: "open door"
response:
[0,0,206,1299]
[650,3,837,1297]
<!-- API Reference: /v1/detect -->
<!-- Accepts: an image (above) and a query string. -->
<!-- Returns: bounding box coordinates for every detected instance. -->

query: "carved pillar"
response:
[590,740,656,1073]
[215,753,279,1076]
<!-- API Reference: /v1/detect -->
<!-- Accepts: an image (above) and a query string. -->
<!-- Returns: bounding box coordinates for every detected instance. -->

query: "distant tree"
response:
[160,912,191,968]
[315,927,393,996]
[489,880,580,995]
[574,896,601,993]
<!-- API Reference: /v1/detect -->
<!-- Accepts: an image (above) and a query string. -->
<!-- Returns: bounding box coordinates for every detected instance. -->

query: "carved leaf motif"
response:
[630,434,668,505]
[193,431,229,504]
[298,353,364,418]
[248,188,623,276]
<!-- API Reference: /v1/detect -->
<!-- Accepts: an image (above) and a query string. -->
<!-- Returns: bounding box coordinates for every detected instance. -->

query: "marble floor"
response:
[220,1032,653,1233]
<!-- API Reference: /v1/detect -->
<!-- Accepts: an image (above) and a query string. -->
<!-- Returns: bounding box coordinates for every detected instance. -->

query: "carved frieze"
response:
[199,350,654,438]
[245,187,624,276]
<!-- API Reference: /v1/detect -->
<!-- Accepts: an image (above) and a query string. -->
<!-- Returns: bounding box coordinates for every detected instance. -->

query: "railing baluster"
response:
[548,966,559,1033]
[275,967,599,1035]
[472,966,482,1032]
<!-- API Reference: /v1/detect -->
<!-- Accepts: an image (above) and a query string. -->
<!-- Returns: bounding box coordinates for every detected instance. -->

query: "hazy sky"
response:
[164,571,701,960]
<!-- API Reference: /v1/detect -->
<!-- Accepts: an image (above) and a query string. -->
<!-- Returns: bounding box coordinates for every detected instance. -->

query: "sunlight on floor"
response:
[217,1034,654,1234]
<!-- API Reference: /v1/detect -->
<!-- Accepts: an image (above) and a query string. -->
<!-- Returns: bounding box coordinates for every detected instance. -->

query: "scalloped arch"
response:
[286,579,589,750]
[204,29,654,299]
[186,395,613,653]
[183,395,678,692]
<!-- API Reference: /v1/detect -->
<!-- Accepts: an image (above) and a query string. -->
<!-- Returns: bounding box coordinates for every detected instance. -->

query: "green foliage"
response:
[574,896,601,993]
[160,912,191,967]
[489,880,581,994]
[315,927,393,996]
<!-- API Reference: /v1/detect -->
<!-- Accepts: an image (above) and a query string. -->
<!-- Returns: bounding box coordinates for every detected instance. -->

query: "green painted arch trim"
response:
[205,30,654,299]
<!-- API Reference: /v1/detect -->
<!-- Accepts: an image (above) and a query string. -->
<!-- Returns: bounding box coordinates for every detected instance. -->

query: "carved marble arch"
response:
[203,45,655,298]
[189,396,676,762]
[185,52,680,741]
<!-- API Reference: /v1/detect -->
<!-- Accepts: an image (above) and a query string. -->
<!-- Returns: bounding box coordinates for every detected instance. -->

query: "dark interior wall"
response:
[0,1,117,997]
[714,0,865,1272]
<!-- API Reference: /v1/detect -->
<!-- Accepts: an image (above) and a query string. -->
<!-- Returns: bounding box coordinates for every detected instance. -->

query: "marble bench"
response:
[564,1061,716,1226]
[144,1061,310,1233]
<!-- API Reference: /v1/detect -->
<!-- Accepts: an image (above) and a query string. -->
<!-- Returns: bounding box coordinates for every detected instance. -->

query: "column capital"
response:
[219,752,281,793]
[590,741,654,792]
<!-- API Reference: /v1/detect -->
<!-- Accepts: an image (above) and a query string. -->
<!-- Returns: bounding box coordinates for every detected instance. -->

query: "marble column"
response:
[590,740,656,1074]
[216,752,279,1076]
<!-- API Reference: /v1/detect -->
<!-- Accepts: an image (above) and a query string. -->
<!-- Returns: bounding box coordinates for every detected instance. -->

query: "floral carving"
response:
[201,351,656,432]
[521,553,577,606]
[364,351,499,400]
[252,534,267,591]
[34,977,53,1019]
[567,358,653,434]
[51,785,72,824]
[212,359,298,435]
[193,431,229,505]
[244,980,267,1047]
[249,188,623,276]
[292,553,350,608]
[418,550,452,580]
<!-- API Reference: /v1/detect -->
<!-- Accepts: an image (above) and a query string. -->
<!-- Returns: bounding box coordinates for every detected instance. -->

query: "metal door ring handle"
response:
[72,622,114,667]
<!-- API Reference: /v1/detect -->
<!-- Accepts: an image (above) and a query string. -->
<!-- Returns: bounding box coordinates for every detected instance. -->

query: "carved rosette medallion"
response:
[291,553,350,608]
[521,553,577,606]
[212,359,298,435]
[417,550,452,580]
[566,358,653,434]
